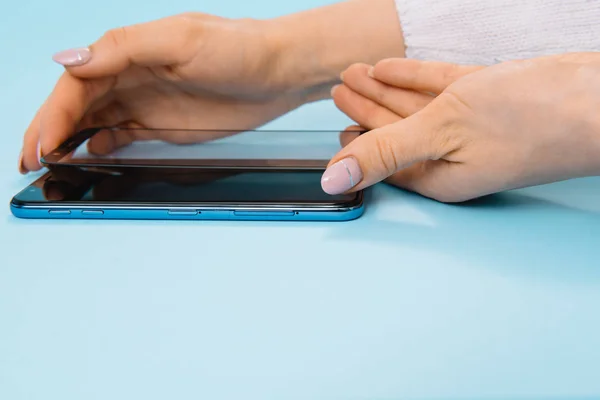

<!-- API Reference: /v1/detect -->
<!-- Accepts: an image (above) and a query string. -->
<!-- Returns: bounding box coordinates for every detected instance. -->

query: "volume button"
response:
[81,210,104,215]
[48,210,71,215]
[168,209,199,216]
[233,211,295,217]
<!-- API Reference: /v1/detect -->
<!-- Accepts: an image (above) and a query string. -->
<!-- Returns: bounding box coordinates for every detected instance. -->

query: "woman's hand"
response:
[19,0,404,173]
[20,13,308,173]
[326,55,600,202]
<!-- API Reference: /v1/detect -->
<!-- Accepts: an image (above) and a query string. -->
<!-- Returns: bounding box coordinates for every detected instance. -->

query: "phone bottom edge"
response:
[10,205,365,222]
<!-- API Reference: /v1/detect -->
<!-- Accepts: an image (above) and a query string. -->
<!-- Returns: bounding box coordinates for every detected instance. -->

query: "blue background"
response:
[1,0,600,399]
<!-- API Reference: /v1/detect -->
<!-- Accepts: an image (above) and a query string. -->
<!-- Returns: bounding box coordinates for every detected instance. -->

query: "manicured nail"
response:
[18,150,27,174]
[52,47,91,66]
[330,84,340,97]
[321,157,363,195]
[367,67,375,78]
[36,142,43,167]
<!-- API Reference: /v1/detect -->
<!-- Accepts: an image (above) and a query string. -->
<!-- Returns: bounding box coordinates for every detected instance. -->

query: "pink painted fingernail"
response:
[18,150,27,174]
[36,142,43,167]
[321,157,363,195]
[52,47,91,66]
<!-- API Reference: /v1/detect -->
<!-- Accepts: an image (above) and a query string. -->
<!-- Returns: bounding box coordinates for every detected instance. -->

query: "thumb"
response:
[321,110,447,194]
[51,16,198,77]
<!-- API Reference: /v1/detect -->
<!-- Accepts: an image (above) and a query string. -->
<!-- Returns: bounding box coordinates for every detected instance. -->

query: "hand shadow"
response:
[329,181,600,286]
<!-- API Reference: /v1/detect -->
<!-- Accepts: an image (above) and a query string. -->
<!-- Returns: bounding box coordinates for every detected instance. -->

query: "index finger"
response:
[54,15,201,78]
[371,58,483,94]
[22,72,115,171]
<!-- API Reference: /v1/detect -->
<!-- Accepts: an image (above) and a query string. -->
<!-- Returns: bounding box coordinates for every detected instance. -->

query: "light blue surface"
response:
[1,1,600,399]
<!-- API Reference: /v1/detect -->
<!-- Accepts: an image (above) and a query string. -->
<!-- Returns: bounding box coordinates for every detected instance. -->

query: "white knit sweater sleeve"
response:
[395,0,600,65]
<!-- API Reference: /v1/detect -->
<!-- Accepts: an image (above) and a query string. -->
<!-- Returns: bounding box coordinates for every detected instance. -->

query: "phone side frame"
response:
[10,198,365,222]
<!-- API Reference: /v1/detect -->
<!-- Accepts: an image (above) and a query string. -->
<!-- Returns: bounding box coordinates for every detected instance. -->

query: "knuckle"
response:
[173,13,199,33]
[103,26,128,48]
[171,15,202,58]
[371,134,399,175]
[426,92,473,158]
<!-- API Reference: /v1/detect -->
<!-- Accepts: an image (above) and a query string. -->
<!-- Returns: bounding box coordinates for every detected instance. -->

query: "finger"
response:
[52,16,199,76]
[338,127,459,201]
[21,97,50,173]
[371,58,484,94]
[86,127,137,156]
[332,84,402,130]
[341,63,433,117]
[321,107,458,195]
[81,102,133,155]
[34,73,116,167]
[339,126,363,148]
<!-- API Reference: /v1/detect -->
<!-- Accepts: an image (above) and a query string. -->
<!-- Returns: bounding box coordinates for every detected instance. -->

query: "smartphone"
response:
[10,167,364,222]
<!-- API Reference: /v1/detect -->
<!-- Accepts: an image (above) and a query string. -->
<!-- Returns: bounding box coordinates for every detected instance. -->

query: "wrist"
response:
[263,0,405,101]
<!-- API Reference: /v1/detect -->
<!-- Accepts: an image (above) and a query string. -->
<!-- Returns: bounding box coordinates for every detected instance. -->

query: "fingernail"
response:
[36,142,43,167]
[52,47,91,66]
[321,157,363,195]
[18,150,27,174]
[339,71,345,81]
[367,67,375,78]
[330,84,340,97]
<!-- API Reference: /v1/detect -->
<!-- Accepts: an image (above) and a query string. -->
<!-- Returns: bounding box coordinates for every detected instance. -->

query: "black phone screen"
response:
[13,167,358,205]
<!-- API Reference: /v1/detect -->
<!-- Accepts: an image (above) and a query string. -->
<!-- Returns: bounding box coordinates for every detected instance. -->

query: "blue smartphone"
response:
[10,167,364,222]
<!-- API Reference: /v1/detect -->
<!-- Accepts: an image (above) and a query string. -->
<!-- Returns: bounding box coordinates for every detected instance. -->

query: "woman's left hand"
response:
[327,55,600,202]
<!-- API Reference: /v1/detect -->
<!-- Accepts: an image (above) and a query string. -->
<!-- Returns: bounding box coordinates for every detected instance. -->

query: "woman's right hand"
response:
[19,13,321,173]
[326,55,600,202]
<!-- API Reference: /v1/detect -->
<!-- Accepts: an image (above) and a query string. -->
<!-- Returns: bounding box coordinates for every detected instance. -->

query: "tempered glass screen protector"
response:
[41,127,360,169]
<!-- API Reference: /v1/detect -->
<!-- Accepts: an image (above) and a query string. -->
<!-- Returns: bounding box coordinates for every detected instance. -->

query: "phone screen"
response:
[13,167,357,205]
